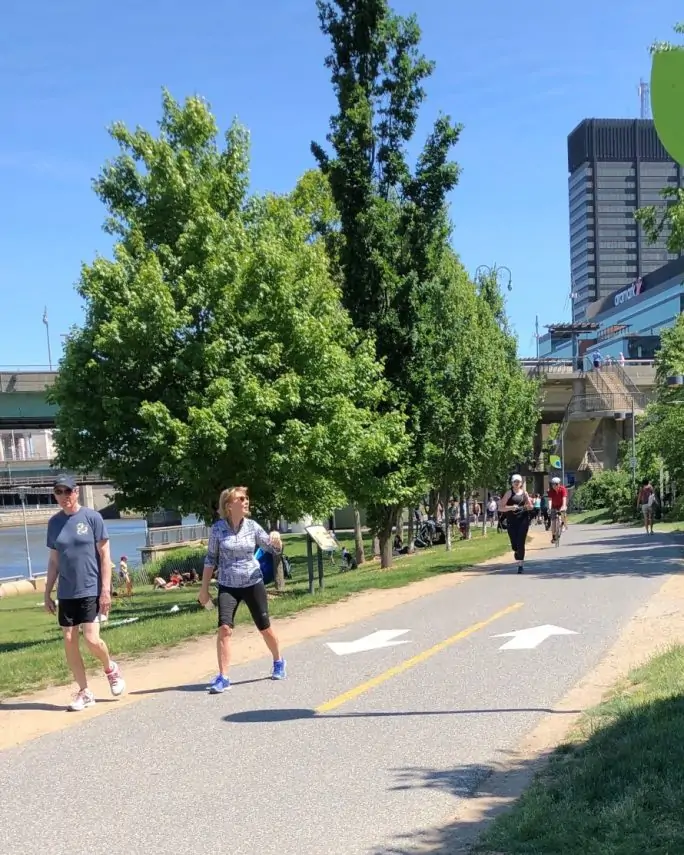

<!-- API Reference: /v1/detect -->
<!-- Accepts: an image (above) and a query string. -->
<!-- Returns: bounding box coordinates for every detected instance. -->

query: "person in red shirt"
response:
[548,477,568,543]
[637,478,655,535]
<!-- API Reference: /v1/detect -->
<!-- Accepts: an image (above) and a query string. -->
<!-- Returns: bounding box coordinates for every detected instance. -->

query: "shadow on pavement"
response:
[223,706,582,724]
[0,697,118,712]
[369,691,684,854]
[522,535,683,580]
[130,677,270,696]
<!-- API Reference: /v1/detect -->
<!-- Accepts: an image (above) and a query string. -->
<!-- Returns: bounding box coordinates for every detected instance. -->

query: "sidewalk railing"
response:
[145,523,210,548]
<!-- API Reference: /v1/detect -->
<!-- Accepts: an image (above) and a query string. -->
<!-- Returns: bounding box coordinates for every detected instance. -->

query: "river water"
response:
[0,515,199,581]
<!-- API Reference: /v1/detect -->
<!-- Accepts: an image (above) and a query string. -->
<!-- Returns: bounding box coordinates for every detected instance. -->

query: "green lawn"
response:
[569,507,684,533]
[476,644,684,855]
[0,528,512,699]
[568,508,616,525]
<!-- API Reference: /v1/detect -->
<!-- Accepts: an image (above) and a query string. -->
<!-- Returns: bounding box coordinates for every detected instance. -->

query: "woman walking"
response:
[199,486,286,693]
[637,478,655,535]
[498,474,534,574]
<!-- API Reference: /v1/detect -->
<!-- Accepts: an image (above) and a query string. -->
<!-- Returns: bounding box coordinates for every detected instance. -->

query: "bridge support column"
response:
[82,484,95,510]
[594,419,620,470]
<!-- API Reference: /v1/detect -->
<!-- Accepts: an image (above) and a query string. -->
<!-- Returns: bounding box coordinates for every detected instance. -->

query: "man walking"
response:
[44,475,126,711]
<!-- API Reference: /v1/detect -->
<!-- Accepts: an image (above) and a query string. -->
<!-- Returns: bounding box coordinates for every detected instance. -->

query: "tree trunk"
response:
[379,532,393,569]
[273,552,285,592]
[394,506,403,539]
[407,509,415,554]
[353,505,366,566]
[482,486,488,537]
[270,516,285,592]
[444,483,452,551]
[377,505,396,569]
[373,536,381,559]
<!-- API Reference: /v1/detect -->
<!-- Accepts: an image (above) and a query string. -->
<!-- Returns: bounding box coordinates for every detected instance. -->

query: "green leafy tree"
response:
[50,91,404,528]
[312,0,462,566]
[635,22,684,247]
[414,258,538,545]
[635,313,684,485]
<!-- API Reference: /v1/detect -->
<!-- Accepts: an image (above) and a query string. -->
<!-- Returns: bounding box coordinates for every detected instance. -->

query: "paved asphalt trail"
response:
[1,524,680,855]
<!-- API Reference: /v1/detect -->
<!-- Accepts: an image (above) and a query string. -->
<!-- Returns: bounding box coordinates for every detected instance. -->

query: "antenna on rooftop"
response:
[638,79,651,119]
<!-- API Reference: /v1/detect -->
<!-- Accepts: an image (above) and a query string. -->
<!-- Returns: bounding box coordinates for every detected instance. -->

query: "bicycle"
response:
[549,508,563,547]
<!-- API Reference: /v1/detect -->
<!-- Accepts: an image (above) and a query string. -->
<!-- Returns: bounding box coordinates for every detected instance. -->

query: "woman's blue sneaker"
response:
[208,674,231,694]
[272,659,287,680]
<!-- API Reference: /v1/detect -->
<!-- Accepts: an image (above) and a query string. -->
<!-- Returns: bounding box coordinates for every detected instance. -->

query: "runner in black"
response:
[498,474,534,574]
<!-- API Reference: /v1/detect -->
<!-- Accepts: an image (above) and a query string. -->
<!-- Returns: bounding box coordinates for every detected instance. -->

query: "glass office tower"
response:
[567,119,683,321]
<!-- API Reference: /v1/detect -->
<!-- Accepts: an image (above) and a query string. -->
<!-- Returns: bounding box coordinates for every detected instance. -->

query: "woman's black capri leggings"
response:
[217,582,271,630]
[506,512,530,563]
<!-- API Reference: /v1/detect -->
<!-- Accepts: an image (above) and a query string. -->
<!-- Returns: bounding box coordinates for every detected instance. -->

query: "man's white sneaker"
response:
[105,662,126,697]
[67,689,96,712]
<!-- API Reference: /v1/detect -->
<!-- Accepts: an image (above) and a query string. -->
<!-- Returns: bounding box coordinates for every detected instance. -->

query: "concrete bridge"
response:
[0,361,658,489]
[519,357,656,487]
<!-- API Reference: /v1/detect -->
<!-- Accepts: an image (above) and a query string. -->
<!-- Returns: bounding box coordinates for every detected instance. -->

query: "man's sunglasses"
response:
[54,487,74,496]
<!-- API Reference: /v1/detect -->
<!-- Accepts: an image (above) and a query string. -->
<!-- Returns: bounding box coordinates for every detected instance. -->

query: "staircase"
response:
[578,447,604,474]
[585,363,648,415]
[556,363,648,476]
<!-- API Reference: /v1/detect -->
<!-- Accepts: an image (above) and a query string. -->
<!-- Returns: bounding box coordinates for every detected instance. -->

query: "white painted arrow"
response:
[326,629,411,656]
[492,624,577,650]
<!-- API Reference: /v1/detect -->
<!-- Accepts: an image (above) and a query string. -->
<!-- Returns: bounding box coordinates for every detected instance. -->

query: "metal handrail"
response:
[608,361,646,402]
[145,523,210,548]
[583,447,604,469]
[558,390,646,449]
[0,472,104,488]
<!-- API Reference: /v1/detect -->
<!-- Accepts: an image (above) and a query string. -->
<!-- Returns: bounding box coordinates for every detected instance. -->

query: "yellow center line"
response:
[315,600,525,714]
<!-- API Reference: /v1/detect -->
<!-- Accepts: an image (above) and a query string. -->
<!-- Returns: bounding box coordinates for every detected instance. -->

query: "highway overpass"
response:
[0,361,658,488]
[0,360,658,427]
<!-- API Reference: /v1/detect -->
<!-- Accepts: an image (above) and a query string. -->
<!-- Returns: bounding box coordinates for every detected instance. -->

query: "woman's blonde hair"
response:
[218,486,250,520]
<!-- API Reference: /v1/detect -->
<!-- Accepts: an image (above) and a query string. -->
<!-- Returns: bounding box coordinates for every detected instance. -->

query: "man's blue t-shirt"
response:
[46,508,109,600]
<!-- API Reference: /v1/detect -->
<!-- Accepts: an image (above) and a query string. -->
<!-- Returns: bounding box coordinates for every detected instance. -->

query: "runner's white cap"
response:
[551,476,561,484]
[511,473,523,483]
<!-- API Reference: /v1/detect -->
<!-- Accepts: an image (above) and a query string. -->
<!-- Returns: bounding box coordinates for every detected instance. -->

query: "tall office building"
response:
[567,118,683,321]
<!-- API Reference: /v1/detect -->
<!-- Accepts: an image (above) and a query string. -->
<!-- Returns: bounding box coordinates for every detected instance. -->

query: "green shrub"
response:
[573,469,636,522]
[142,547,206,582]
[666,494,684,522]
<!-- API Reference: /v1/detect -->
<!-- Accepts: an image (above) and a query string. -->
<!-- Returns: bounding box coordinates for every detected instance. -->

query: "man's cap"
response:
[551,476,561,484]
[53,474,77,490]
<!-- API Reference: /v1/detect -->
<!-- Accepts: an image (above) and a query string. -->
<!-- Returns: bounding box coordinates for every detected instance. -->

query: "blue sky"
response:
[1,0,681,367]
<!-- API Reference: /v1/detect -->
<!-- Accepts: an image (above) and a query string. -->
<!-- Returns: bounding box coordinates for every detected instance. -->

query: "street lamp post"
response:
[42,308,53,371]
[16,485,33,581]
[475,264,513,294]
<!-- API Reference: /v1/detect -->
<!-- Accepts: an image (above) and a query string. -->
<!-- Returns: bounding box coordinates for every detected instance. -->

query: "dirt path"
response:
[0,527,549,751]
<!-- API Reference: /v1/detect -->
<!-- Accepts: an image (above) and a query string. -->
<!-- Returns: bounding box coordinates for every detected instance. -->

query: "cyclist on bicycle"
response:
[547,476,568,543]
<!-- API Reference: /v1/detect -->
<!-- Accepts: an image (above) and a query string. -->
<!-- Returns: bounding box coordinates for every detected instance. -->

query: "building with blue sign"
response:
[539,254,684,362]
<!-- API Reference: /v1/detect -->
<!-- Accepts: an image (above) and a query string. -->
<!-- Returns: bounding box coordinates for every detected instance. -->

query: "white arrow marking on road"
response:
[326,630,411,656]
[492,624,577,650]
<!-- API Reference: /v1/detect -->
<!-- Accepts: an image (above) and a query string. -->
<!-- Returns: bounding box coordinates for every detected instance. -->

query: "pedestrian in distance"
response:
[199,485,287,694]
[43,475,126,711]
[498,474,534,574]
[637,478,656,535]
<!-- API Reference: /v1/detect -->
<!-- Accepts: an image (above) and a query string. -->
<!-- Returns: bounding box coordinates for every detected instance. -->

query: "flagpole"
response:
[42,307,53,370]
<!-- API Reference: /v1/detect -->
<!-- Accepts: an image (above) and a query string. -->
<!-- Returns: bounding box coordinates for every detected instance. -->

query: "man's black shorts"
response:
[58,596,100,628]
[217,582,270,631]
